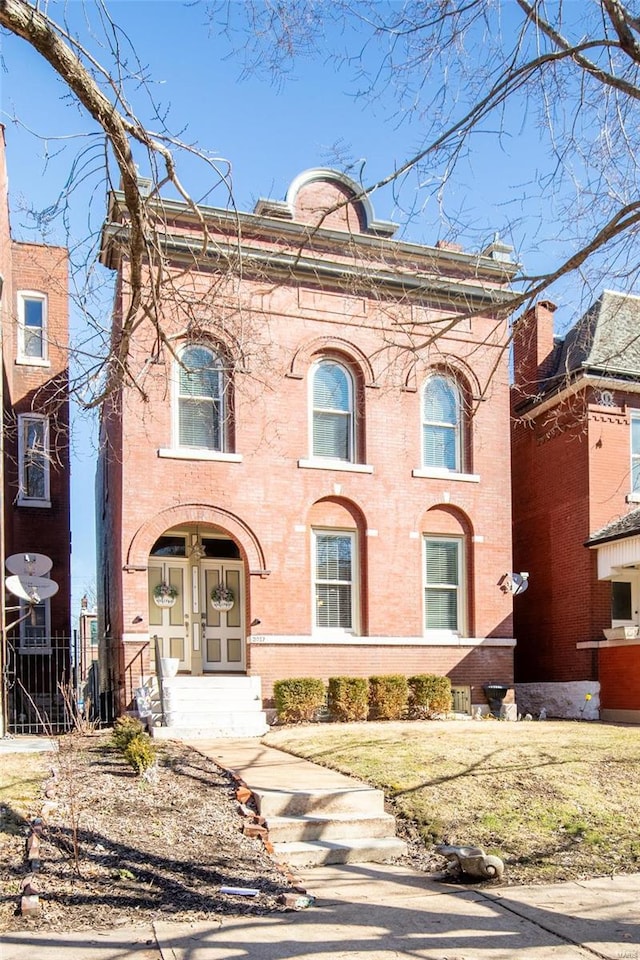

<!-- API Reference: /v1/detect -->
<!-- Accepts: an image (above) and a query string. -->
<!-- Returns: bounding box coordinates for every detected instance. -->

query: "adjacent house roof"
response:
[586,508,640,547]
[551,290,640,381]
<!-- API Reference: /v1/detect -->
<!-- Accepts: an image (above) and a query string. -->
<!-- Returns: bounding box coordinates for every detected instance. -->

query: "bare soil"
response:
[0,735,294,933]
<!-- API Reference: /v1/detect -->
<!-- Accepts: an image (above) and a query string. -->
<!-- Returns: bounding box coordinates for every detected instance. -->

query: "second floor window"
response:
[423,374,461,471]
[18,414,50,504]
[18,292,47,361]
[631,414,640,491]
[312,359,354,461]
[177,345,225,451]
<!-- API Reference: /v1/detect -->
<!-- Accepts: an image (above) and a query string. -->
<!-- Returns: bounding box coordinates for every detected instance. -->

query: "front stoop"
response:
[148,676,268,739]
[251,785,408,867]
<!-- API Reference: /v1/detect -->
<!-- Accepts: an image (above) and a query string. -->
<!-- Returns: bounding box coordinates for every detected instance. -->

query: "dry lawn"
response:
[264,719,640,884]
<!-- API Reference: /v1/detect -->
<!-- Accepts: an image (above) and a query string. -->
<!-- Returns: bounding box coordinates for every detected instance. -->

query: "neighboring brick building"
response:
[512,292,640,721]
[0,125,71,734]
[98,167,518,733]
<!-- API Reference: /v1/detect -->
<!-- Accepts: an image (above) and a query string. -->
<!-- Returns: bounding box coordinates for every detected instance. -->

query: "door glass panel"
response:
[226,569,241,627]
[227,638,242,662]
[168,566,184,626]
[148,567,162,626]
[205,569,221,626]
[207,637,222,662]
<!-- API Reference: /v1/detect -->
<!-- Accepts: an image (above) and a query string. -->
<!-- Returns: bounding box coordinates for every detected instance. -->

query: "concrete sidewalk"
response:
[2,738,639,960]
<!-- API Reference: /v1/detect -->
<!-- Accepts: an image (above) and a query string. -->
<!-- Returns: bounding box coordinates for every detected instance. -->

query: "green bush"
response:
[368,674,409,720]
[123,733,157,775]
[408,674,453,718]
[328,677,369,722]
[273,677,326,723]
[111,715,145,750]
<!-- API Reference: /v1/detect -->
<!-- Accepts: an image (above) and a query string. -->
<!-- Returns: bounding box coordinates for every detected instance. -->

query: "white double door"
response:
[148,559,245,672]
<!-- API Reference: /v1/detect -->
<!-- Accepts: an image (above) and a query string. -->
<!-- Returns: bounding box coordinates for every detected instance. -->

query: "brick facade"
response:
[98,168,518,715]
[0,126,71,733]
[512,295,640,718]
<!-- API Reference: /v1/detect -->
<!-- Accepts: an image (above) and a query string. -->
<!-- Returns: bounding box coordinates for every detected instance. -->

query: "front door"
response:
[201,561,245,671]
[148,560,190,672]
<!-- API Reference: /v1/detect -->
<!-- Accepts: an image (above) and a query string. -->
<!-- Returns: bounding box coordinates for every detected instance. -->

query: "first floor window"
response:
[18,292,47,361]
[313,530,356,631]
[611,580,634,623]
[19,599,50,650]
[18,414,50,504]
[424,536,463,632]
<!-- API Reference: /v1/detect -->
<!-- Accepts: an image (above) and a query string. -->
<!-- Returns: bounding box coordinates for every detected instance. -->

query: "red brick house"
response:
[512,293,640,721]
[98,167,518,735]
[0,125,71,734]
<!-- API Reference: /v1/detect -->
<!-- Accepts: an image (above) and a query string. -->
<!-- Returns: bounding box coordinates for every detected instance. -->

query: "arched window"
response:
[422,374,461,471]
[177,344,225,450]
[312,359,354,461]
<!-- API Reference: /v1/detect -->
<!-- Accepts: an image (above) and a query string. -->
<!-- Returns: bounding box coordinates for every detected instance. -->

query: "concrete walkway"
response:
[2,738,639,960]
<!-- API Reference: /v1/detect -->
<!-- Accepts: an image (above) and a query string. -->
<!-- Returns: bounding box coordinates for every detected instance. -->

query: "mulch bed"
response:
[1,735,295,932]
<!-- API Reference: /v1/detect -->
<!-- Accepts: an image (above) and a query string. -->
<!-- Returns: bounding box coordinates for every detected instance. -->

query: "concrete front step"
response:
[150,715,268,740]
[253,786,386,818]
[265,811,398,843]
[271,836,408,867]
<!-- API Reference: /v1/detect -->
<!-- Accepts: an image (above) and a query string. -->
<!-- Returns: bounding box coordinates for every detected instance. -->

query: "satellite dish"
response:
[5,575,59,604]
[6,553,52,577]
[510,573,529,596]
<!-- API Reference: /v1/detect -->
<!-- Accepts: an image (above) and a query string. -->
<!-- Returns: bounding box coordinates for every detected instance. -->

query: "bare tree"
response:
[212,0,640,320]
[1,0,235,406]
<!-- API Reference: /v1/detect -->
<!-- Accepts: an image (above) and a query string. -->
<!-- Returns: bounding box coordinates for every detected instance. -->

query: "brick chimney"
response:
[512,300,557,400]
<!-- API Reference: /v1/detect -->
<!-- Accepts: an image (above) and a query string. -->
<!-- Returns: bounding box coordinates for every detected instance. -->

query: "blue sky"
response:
[0,1,599,614]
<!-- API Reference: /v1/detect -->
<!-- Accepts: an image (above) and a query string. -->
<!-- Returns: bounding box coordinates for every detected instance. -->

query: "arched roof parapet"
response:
[254,168,398,238]
[288,336,377,387]
[127,503,267,572]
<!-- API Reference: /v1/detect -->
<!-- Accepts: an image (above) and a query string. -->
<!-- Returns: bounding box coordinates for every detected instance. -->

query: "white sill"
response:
[298,458,374,474]
[412,468,480,483]
[158,448,243,463]
[626,491,640,504]
[17,498,51,509]
[16,356,50,368]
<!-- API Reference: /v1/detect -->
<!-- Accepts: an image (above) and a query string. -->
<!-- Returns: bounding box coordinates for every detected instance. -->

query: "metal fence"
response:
[5,634,73,734]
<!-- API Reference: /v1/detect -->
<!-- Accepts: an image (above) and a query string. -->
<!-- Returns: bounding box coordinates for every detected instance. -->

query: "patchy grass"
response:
[0,749,52,831]
[263,719,640,883]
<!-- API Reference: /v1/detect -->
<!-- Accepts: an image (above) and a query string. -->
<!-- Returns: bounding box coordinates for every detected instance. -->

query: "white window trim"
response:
[412,468,479,482]
[18,598,52,652]
[158,448,242,463]
[312,528,359,635]
[610,574,639,630]
[631,412,640,495]
[17,290,49,365]
[423,534,465,636]
[17,413,51,507]
[298,458,373,474]
[309,359,356,464]
[172,345,227,453]
[422,375,462,472]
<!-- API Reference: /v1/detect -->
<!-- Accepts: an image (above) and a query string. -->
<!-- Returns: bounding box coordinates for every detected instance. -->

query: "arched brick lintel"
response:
[127,503,267,571]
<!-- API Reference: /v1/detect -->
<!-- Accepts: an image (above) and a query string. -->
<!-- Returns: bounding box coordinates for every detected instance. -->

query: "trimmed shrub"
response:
[408,674,453,718]
[112,715,145,750]
[273,677,326,723]
[368,674,409,720]
[328,677,369,722]
[123,733,157,775]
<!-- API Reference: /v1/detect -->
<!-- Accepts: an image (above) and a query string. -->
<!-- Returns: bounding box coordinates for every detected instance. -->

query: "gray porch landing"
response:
[149,675,269,739]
